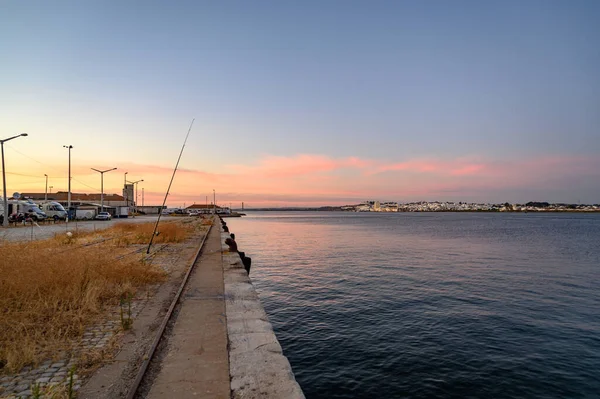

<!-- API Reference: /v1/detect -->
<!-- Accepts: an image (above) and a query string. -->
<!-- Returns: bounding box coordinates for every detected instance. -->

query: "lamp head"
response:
[21,133,28,137]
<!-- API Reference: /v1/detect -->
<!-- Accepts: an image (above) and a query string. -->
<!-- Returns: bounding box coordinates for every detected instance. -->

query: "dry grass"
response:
[0,219,204,373]
[108,219,199,246]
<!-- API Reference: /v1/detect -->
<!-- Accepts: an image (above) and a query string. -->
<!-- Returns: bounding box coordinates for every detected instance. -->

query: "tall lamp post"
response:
[91,167,117,212]
[1,133,28,227]
[123,172,128,209]
[127,179,143,217]
[44,174,48,201]
[63,145,73,219]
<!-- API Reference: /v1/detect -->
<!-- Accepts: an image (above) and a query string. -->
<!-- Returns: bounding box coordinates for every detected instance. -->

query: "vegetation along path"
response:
[0,216,211,399]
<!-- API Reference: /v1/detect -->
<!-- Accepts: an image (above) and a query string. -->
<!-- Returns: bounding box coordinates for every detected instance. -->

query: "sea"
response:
[224,212,600,399]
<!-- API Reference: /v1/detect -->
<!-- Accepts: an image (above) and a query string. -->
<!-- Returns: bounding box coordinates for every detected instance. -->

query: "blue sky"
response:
[1,1,599,206]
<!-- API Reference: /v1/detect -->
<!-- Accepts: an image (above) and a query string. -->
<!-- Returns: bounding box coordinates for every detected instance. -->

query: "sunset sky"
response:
[1,1,599,207]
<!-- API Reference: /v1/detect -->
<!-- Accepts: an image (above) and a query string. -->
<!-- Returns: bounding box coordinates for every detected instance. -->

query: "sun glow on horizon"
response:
[3,149,598,208]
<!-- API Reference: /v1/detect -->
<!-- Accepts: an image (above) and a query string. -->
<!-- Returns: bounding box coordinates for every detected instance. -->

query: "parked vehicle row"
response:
[0,199,96,223]
[0,199,49,223]
[0,197,138,225]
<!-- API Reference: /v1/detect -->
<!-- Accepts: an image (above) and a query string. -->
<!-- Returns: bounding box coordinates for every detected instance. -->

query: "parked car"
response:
[95,212,112,220]
[26,210,47,222]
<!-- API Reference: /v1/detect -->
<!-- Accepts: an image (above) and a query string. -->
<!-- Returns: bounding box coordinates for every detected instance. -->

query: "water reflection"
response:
[225,212,600,399]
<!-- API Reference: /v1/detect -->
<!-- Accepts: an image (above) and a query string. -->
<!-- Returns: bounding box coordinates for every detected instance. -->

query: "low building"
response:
[186,204,230,214]
[21,192,127,207]
[137,205,164,215]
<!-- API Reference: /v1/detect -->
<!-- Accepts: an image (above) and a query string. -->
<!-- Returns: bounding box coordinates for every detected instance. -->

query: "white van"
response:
[40,201,68,221]
[0,199,47,222]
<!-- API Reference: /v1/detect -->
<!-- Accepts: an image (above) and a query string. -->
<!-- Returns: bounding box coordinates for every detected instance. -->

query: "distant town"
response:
[250,201,600,212]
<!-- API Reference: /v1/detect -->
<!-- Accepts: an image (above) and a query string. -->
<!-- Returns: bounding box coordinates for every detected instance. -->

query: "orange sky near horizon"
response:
[2,140,598,208]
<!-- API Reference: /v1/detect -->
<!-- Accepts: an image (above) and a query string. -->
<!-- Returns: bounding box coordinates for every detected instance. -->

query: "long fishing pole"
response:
[146,119,195,254]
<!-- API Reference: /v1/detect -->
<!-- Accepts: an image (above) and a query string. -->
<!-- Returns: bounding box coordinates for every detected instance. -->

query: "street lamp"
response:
[127,179,143,217]
[49,186,53,194]
[91,167,117,212]
[1,133,28,227]
[63,145,73,218]
[123,172,128,208]
[213,189,216,215]
[44,174,48,201]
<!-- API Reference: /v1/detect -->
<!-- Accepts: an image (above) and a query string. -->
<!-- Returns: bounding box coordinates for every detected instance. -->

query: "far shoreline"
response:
[241,208,600,213]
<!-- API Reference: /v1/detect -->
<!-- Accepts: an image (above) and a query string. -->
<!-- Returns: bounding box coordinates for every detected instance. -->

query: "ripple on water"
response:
[226,212,600,399]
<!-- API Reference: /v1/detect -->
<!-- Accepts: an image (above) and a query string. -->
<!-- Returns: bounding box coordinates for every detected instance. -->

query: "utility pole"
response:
[127,179,143,217]
[63,145,73,219]
[124,171,128,210]
[213,189,216,215]
[142,187,144,207]
[1,133,28,227]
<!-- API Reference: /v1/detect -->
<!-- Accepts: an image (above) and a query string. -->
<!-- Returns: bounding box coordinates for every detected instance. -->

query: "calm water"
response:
[224,212,600,399]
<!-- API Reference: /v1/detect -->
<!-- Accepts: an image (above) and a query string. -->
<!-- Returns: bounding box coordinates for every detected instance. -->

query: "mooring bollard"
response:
[242,256,251,274]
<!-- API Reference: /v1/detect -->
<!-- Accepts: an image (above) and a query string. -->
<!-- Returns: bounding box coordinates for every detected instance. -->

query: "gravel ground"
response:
[0,215,184,242]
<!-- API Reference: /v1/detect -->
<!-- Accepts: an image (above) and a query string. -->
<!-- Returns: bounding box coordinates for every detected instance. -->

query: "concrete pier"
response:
[221,228,305,399]
[145,219,304,398]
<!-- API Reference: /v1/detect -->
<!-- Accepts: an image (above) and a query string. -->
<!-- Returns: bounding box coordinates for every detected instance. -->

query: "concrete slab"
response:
[146,222,230,399]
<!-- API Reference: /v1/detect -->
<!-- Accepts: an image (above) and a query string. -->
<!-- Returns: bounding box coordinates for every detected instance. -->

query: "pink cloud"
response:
[449,164,486,176]
[227,154,373,178]
[371,159,488,176]
[10,153,600,207]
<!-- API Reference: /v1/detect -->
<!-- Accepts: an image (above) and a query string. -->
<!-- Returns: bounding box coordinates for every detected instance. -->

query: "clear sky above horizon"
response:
[1,0,599,207]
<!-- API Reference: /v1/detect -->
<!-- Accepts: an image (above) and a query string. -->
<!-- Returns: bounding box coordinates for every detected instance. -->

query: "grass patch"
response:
[0,219,204,373]
[108,220,198,245]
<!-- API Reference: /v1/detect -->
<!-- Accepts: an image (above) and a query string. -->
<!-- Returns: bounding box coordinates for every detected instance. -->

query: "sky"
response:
[1,0,599,207]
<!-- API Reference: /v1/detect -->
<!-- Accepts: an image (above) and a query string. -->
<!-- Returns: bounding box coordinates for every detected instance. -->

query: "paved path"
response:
[146,221,230,398]
[0,215,179,242]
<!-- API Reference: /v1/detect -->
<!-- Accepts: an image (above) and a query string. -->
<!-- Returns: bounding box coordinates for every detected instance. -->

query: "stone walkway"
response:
[0,299,147,399]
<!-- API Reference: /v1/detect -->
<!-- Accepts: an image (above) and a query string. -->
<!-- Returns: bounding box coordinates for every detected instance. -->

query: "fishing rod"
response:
[146,119,195,254]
